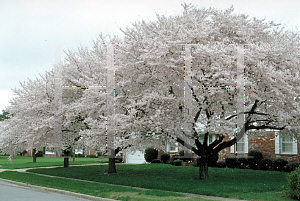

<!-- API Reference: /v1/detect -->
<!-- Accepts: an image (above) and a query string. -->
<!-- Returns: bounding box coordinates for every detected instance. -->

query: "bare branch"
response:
[211,137,236,155]
[166,132,198,154]
[247,125,285,131]
[208,134,224,150]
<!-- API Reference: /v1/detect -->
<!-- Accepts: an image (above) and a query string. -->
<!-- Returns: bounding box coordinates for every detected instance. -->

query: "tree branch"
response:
[225,111,269,121]
[211,137,236,155]
[247,125,285,131]
[195,138,202,150]
[166,132,198,154]
[194,108,202,123]
[208,134,224,150]
[203,132,209,148]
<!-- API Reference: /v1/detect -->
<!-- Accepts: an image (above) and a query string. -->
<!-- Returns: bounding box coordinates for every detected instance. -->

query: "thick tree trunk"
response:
[108,157,117,174]
[197,156,209,180]
[32,148,36,163]
[63,150,69,168]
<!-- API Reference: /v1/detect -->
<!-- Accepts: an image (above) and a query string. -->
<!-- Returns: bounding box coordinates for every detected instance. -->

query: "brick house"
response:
[160,130,299,163]
[124,129,299,164]
[219,130,299,162]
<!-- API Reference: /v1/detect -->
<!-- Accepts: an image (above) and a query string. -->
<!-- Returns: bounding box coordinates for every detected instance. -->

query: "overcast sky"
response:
[1,0,299,112]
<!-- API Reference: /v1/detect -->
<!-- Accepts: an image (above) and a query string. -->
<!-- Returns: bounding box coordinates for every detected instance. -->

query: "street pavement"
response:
[0,180,89,201]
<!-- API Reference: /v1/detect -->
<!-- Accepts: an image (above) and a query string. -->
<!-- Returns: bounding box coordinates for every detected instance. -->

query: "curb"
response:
[0,177,117,201]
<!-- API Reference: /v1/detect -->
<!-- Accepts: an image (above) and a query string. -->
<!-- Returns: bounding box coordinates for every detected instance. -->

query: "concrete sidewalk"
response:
[0,164,250,201]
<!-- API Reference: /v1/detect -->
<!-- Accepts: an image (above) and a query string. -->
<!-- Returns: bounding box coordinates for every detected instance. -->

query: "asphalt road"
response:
[0,180,89,201]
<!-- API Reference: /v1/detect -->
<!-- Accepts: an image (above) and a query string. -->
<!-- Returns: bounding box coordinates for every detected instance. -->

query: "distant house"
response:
[124,127,299,164]
[25,145,98,157]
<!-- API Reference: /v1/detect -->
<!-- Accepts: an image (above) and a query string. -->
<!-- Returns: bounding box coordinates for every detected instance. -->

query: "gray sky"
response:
[1,0,299,112]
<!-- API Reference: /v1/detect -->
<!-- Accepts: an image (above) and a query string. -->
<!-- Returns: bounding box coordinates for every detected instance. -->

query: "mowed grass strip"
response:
[27,164,292,201]
[0,156,108,169]
[0,171,211,201]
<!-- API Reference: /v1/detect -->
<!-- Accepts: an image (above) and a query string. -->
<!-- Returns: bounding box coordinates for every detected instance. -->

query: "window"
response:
[275,132,297,155]
[168,142,178,152]
[236,135,245,153]
[170,145,176,151]
[281,134,293,153]
[231,134,248,154]
[199,134,214,145]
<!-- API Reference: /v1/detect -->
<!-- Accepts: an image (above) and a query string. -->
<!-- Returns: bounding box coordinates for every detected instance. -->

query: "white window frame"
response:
[236,135,244,153]
[275,132,280,154]
[231,134,248,154]
[167,142,178,152]
[199,134,215,146]
[280,133,297,154]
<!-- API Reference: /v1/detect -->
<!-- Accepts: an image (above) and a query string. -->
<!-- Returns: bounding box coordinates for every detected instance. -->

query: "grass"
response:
[0,171,213,201]
[24,164,294,201]
[0,155,108,169]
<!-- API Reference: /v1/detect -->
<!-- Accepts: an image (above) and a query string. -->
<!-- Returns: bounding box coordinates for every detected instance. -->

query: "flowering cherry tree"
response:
[117,4,300,179]
[0,69,89,166]
[1,73,54,162]
[61,33,166,173]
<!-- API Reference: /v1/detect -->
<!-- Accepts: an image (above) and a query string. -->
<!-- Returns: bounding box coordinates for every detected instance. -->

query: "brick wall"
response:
[218,131,300,163]
[248,131,276,160]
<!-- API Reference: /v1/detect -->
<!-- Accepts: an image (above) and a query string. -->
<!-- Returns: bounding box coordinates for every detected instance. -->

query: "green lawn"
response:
[0,171,212,201]
[0,155,108,169]
[22,164,293,201]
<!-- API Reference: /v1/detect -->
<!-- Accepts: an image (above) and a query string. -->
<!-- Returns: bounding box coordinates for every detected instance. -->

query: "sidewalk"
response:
[0,164,250,201]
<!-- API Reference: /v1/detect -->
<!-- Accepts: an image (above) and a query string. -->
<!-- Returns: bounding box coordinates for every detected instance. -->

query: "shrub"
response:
[217,161,226,168]
[282,166,300,199]
[169,158,175,165]
[86,154,97,158]
[75,154,85,158]
[173,154,180,161]
[160,153,170,164]
[248,149,263,170]
[273,158,288,172]
[36,151,44,157]
[260,158,272,170]
[151,159,161,163]
[208,153,219,167]
[191,160,198,167]
[285,162,300,172]
[225,156,237,168]
[115,157,123,163]
[144,147,158,162]
[237,157,248,169]
[96,151,103,157]
[174,160,183,166]
[179,150,192,162]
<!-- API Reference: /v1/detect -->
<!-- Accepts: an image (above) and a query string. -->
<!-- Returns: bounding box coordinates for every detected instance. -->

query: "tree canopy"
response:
[0,3,299,178]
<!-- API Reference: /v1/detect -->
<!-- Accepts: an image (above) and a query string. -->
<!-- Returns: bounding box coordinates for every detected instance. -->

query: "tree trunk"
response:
[108,157,117,173]
[73,148,75,165]
[63,150,69,168]
[197,156,209,180]
[32,148,36,163]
